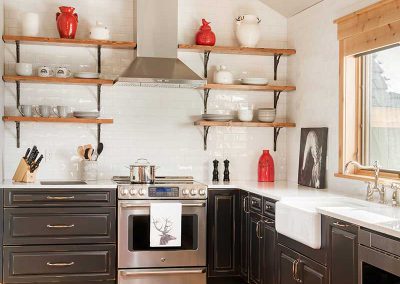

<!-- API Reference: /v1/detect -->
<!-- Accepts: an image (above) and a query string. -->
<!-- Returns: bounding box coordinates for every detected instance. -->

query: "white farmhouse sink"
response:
[275,197,365,249]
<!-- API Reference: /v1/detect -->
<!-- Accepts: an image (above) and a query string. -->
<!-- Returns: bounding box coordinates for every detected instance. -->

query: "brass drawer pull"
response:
[46,196,75,200]
[333,221,349,228]
[265,205,273,210]
[46,261,75,267]
[265,220,275,225]
[47,224,75,229]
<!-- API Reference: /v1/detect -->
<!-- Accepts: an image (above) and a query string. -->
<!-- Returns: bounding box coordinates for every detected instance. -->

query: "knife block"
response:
[12,158,37,183]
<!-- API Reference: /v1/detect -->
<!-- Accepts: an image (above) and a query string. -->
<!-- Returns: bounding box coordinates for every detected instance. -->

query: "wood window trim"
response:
[336,0,400,183]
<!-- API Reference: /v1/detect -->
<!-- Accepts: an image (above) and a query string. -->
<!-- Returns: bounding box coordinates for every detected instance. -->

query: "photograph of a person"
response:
[298,128,328,189]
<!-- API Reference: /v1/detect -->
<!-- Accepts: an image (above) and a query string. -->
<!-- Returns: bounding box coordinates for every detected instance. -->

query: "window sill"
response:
[335,173,400,184]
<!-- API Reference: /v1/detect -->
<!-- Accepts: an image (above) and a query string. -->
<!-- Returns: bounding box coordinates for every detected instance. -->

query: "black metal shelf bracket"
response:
[97,84,102,112]
[16,40,21,63]
[203,51,211,78]
[274,127,282,152]
[97,45,102,74]
[16,81,21,109]
[97,124,102,149]
[203,126,211,151]
[274,90,282,109]
[203,88,210,114]
[16,122,20,148]
[274,53,282,81]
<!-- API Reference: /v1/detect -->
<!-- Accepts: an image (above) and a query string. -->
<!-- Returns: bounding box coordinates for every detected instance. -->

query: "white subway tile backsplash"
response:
[3,0,289,181]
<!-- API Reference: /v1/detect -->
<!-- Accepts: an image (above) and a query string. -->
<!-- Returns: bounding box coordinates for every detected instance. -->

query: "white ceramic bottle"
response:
[22,13,40,36]
[236,15,261,48]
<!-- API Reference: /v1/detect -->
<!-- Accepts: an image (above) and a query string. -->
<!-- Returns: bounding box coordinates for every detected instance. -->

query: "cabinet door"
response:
[277,245,298,284]
[325,216,358,284]
[240,191,249,280]
[263,218,276,284]
[207,189,241,277]
[298,255,328,284]
[249,212,263,284]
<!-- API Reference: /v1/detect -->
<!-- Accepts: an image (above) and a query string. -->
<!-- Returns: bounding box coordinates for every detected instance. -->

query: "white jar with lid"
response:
[213,65,234,85]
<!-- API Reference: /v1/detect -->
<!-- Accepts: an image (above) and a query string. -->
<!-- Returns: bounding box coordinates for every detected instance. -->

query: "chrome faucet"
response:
[345,160,386,203]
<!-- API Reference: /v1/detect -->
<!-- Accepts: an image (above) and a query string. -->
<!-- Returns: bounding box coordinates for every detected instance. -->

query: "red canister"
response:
[56,6,78,39]
[258,150,275,182]
[196,19,216,46]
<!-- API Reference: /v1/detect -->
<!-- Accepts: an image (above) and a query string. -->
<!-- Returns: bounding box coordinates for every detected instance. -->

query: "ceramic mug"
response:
[52,106,70,118]
[34,105,51,117]
[55,67,72,78]
[38,66,54,77]
[18,105,33,117]
[15,63,33,76]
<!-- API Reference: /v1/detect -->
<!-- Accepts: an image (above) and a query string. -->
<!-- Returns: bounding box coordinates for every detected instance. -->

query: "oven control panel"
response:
[118,182,208,200]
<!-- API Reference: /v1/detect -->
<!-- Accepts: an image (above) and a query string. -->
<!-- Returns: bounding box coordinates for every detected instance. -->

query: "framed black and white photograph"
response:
[298,128,328,189]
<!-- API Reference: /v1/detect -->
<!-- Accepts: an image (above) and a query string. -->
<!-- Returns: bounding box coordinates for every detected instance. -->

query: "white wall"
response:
[3,0,289,181]
[0,0,4,180]
[286,0,380,196]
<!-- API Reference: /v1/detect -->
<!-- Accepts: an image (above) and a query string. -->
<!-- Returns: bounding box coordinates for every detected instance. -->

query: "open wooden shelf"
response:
[3,116,113,124]
[194,120,296,128]
[3,75,114,85]
[200,84,296,92]
[178,44,296,56]
[3,35,137,49]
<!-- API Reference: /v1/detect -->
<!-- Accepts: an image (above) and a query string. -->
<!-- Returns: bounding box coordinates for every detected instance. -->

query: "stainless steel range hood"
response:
[115,0,206,88]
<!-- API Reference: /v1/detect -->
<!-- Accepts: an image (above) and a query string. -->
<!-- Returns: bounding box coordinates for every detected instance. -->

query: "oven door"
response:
[118,200,206,268]
[359,245,400,284]
[118,268,206,284]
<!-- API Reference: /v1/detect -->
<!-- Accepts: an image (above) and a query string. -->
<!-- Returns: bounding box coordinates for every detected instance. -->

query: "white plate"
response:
[73,111,100,118]
[241,78,269,86]
[74,72,100,79]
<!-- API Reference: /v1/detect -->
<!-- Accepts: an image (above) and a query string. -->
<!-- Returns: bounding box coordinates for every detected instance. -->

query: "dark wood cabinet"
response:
[240,191,250,281]
[277,244,327,284]
[324,216,358,284]
[262,217,276,284]
[207,189,241,278]
[249,212,263,284]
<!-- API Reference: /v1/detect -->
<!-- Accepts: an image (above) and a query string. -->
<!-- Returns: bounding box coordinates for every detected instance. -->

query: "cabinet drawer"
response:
[249,194,262,214]
[263,197,276,219]
[4,207,116,245]
[4,188,116,207]
[3,244,116,283]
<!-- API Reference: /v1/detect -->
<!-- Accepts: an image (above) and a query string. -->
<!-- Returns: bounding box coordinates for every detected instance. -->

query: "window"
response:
[335,0,400,180]
[362,46,400,171]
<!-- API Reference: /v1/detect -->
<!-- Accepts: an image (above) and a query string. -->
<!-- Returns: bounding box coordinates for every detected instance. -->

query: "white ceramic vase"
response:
[22,12,40,36]
[235,15,261,48]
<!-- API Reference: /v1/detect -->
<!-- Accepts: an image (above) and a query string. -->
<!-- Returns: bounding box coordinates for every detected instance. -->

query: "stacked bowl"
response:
[258,108,276,122]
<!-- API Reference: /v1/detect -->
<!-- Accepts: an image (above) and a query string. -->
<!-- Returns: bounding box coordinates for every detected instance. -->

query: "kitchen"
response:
[1,0,400,283]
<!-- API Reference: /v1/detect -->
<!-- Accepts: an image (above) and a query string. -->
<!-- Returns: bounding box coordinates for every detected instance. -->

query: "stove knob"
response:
[130,189,137,196]
[182,189,189,195]
[139,188,145,196]
[199,189,206,196]
[121,189,128,196]
[190,189,197,196]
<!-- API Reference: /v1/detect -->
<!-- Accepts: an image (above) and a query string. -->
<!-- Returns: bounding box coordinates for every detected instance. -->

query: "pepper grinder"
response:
[223,159,230,182]
[212,159,219,182]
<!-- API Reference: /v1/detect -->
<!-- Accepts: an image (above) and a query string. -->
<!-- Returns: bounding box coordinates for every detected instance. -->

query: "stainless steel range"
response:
[116,178,207,284]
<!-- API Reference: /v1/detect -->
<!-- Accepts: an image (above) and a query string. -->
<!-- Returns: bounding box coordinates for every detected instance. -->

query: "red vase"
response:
[56,6,78,39]
[196,19,216,46]
[258,150,275,182]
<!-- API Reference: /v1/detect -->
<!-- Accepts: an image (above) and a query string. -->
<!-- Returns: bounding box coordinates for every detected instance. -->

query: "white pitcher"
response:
[236,15,261,48]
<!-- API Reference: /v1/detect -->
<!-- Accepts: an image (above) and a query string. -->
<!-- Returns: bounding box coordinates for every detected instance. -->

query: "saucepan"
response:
[128,158,156,184]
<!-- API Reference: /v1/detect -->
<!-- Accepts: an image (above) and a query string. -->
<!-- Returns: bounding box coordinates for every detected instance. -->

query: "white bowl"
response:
[238,109,254,122]
[241,78,269,85]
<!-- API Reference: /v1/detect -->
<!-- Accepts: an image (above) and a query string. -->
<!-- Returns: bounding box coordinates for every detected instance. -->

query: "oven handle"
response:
[120,269,206,276]
[120,203,206,208]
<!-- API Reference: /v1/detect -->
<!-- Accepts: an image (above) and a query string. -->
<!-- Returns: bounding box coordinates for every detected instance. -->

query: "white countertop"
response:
[1,180,117,189]
[205,180,400,239]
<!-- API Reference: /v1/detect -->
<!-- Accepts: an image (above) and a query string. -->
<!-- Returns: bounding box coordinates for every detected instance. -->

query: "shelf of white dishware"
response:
[199,83,296,92]
[3,35,137,49]
[178,44,296,56]
[194,120,296,128]
[2,75,114,85]
[3,116,113,124]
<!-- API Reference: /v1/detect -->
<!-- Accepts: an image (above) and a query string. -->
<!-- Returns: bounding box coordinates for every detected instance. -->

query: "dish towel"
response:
[150,203,182,247]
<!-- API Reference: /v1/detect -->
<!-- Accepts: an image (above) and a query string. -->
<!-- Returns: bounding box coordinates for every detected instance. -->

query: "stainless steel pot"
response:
[129,159,156,184]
